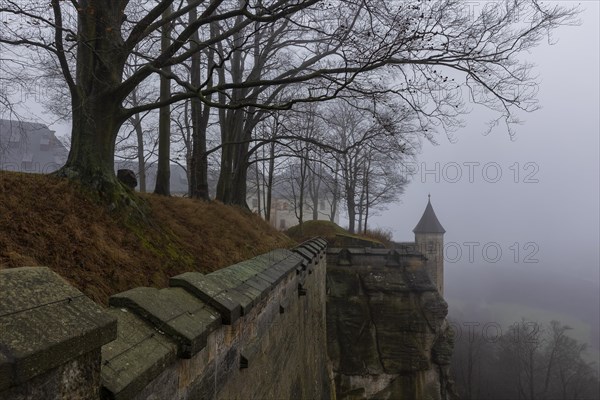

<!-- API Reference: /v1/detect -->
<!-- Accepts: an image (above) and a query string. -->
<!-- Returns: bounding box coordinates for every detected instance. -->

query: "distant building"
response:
[246,178,339,231]
[247,195,339,231]
[412,195,446,295]
[0,119,68,173]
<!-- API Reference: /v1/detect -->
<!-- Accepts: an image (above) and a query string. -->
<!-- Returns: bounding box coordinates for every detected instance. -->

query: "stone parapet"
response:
[0,267,117,399]
[101,238,327,400]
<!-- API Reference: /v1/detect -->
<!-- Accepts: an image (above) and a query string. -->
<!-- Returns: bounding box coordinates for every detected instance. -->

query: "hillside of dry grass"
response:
[285,220,391,248]
[0,171,294,304]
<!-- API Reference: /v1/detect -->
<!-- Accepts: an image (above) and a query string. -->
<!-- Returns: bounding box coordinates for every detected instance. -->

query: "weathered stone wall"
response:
[326,247,456,400]
[1,241,456,400]
[0,239,329,400]
[0,267,117,400]
[102,239,330,400]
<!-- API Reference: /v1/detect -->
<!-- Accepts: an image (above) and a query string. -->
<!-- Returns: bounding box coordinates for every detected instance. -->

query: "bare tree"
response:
[0,0,579,205]
[451,319,600,400]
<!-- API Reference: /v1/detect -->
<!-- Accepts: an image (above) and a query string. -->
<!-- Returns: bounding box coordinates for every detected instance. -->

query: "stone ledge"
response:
[101,242,323,399]
[170,273,248,325]
[170,250,304,325]
[101,308,177,400]
[0,267,116,392]
[109,287,221,359]
[293,247,313,265]
[302,242,321,255]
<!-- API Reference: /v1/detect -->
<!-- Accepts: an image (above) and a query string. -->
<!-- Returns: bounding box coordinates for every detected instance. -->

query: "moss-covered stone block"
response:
[0,267,116,392]
[109,287,220,358]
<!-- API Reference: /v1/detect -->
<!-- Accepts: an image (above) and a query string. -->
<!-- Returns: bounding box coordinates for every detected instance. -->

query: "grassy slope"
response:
[285,220,389,248]
[0,172,293,304]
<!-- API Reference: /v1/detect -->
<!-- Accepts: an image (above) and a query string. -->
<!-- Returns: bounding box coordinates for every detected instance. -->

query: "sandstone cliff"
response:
[326,248,457,400]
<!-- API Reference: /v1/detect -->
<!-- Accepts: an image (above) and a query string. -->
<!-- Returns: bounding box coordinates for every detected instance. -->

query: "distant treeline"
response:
[450,319,600,400]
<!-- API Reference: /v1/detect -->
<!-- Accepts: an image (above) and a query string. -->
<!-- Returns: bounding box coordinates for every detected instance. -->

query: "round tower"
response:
[413,195,446,295]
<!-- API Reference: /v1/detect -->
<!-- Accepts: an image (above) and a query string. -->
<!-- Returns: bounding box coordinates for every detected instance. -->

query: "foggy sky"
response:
[371,2,599,286]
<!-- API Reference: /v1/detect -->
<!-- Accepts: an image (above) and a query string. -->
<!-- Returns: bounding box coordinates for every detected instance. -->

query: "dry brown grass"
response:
[362,227,394,248]
[0,171,294,304]
[285,220,387,248]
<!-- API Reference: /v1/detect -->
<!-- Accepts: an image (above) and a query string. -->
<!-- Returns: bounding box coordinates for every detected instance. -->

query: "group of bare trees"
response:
[0,0,579,210]
[451,319,600,400]
[237,96,416,232]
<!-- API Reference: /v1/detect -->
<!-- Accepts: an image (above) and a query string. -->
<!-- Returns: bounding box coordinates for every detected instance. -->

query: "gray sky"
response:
[371,2,599,285]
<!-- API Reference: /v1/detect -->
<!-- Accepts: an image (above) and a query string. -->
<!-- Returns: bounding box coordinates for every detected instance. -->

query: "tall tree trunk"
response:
[363,194,369,233]
[63,95,124,193]
[265,136,275,221]
[216,108,244,204]
[344,157,356,233]
[130,88,146,192]
[216,14,263,208]
[216,21,243,204]
[363,163,370,234]
[133,113,146,193]
[310,162,321,221]
[255,159,262,216]
[329,160,340,223]
[230,129,250,207]
[154,5,172,196]
[188,7,213,200]
[58,3,128,200]
[346,191,356,233]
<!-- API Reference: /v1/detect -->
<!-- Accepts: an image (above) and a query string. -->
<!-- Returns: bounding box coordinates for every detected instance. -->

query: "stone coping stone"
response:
[213,268,266,300]
[196,271,263,307]
[221,262,262,281]
[238,258,270,275]
[314,238,328,248]
[109,287,220,358]
[211,269,264,312]
[270,254,304,275]
[293,247,314,264]
[312,239,327,252]
[101,308,177,400]
[304,238,327,251]
[170,273,251,325]
[300,242,321,257]
[0,267,117,392]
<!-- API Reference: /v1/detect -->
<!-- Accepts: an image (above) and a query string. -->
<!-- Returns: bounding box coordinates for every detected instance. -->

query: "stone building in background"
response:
[0,119,68,173]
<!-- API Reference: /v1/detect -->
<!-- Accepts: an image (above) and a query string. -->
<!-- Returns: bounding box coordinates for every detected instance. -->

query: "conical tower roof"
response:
[413,195,445,234]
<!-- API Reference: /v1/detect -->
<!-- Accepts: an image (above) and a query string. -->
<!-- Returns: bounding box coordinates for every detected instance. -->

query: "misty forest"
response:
[0,0,598,399]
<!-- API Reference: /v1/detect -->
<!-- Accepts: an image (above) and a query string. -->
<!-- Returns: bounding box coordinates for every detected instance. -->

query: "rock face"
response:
[326,248,457,400]
[117,169,137,189]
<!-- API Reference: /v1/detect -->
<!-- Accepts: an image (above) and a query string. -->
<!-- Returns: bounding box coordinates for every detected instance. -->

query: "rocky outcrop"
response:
[326,248,458,400]
[117,169,137,189]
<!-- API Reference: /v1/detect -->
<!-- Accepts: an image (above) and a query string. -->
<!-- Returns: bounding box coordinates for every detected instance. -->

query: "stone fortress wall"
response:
[0,234,454,399]
[326,247,455,399]
[0,239,331,400]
